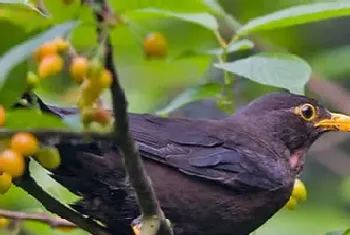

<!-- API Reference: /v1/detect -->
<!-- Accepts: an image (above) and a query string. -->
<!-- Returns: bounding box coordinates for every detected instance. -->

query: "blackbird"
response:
[36,92,350,235]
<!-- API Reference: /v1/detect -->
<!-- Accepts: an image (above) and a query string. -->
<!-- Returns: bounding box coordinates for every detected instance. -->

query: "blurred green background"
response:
[2,0,350,234]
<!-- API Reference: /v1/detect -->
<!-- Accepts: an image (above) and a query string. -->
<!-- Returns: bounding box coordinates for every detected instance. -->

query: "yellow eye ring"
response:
[300,103,316,121]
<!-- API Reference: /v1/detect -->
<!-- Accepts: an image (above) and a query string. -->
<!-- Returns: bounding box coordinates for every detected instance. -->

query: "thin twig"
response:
[90,1,173,235]
[0,209,76,228]
[14,172,109,235]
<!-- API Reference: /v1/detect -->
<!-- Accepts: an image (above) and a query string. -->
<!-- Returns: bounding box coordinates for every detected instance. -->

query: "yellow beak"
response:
[314,113,350,131]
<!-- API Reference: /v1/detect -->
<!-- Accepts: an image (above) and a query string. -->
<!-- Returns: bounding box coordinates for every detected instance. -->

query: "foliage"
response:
[0,0,350,234]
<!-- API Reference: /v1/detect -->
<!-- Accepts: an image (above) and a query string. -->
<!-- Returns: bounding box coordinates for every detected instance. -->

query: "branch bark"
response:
[0,209,76,229]
[89,1,173,235]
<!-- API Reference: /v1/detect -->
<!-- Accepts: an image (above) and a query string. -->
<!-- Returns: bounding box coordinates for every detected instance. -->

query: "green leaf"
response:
[114,0,217,14]
[43,0,95,24]
[323,229,350,235]
[5,110,70,130]
[310,45,350,79]
[155,83,222,116]
[214,53,312,94]
[0,21,78,108]
[29,160,81,206]
[206,39,254,55]
[237,2,350,37]
[323,232,343,235]
[0,3,49,31]
[126,8,218,30]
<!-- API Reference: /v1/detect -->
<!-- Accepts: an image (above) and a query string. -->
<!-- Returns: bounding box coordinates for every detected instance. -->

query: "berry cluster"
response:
[30,38,113,128]
[0,108,61,194]
[33,37,69,79]
[73,57,113,128]
[285,178,307,210]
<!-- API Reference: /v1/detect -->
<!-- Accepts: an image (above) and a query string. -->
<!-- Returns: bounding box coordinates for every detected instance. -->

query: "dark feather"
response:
[131,114,287,192]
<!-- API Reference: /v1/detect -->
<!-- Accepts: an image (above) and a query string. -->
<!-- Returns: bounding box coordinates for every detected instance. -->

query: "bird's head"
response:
[233,92,350,173]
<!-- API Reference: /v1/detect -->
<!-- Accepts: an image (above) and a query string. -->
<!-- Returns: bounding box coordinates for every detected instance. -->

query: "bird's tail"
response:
[17,94,139,235]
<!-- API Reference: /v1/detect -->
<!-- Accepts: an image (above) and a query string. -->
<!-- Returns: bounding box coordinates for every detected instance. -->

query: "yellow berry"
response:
[10,132,39,156]
[86,59,103,79]
[79,80,103,107]
[81,106,96,125]
[0,172,12,194]
[98,69,113,88]
[0,217,10,228]
[38,54,64,78]
[27,71,40,87]
[54,37,69,53]
[0,150,25,178]
[143,32,168,59]
[70,57,89,83]
[0,106,5,127]
[292,178,307,202]
[37,147,61,170]
[285,196,297,210]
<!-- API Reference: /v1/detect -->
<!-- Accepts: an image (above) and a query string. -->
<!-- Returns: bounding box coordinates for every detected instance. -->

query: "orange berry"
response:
[94,108,111,125]
[0,150,25,178]
[98,69,113,88]
[34,42,58,62]
[143,32,168,59]
[37,147,61,170]
[0,172,12,194]
[38,54,64,78]
[10,132,39,156]
[54,37,69,53]
[70,57,89,83]
[132,224,141,235]
[0,106,5,127]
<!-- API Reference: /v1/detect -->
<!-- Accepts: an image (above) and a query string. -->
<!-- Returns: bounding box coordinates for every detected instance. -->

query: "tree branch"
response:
[14,171,109,235]
[0,209,76,229]
[89,1,173,235]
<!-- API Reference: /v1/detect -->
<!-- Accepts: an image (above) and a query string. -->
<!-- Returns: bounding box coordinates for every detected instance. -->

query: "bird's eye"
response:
[300,103,316,121]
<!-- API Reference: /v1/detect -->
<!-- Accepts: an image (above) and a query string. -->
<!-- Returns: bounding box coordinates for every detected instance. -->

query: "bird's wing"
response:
[129,114,284,191]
